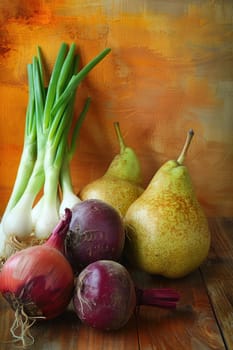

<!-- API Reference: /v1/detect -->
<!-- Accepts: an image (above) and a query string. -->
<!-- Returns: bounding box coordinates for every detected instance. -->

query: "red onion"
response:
[65,199,125,272]
[0,208,74,347]
[73,260,180,331]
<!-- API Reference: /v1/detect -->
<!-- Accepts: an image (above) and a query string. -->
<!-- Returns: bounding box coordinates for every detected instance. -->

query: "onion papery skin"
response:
[0,245,74,319]
[66,199,125,272]
[73,260,136,331]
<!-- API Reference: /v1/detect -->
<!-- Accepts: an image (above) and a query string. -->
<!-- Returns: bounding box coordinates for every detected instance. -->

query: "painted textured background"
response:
[0,0,232,216]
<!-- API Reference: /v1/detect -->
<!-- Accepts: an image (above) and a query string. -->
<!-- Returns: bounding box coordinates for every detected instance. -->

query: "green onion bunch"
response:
[0,43,111,261]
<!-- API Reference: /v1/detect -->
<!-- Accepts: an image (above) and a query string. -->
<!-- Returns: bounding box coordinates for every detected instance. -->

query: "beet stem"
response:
[135,287,180,309]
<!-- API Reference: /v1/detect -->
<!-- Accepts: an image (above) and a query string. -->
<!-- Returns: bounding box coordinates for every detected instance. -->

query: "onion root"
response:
[2,299,45,348]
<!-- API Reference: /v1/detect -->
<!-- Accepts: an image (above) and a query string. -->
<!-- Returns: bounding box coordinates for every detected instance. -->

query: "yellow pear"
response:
[124,130,211,278]
[80,122,144,216]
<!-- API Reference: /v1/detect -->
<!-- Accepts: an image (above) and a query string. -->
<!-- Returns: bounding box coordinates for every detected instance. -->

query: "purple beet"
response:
[65,199,125,271]
[73,260,180,331]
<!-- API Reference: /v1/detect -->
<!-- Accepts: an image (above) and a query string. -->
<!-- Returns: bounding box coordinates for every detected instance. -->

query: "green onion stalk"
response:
[0,62,38,259]
[0,43,111,261]
[31,44,79,229]
[59,96,91,217]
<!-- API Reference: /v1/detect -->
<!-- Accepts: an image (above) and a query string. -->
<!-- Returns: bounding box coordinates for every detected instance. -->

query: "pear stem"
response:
[177,129,194,165]
[114,121,126,153]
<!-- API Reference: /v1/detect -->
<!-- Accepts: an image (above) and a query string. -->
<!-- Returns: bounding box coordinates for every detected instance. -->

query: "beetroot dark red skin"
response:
[65,199,125,271]
[73,260,136,330]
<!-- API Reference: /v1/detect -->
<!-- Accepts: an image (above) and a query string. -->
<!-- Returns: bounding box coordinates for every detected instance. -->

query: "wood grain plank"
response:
[0,298,79,350]
[74,316,139,350]
[200,218,233,350]
[132,269,226,350]
[0,296,139,350]
[201,218,233,280]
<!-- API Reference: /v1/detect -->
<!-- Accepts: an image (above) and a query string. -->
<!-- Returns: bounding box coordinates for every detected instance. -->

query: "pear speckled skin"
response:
[124,160,211,278]
[80,122,144,217]
[80,176,144,217]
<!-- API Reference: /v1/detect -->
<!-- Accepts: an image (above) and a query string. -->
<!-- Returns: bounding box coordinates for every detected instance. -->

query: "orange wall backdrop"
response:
[0,0,232,217]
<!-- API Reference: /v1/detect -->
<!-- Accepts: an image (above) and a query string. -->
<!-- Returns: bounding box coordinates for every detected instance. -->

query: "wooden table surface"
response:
[0,217,232,350]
